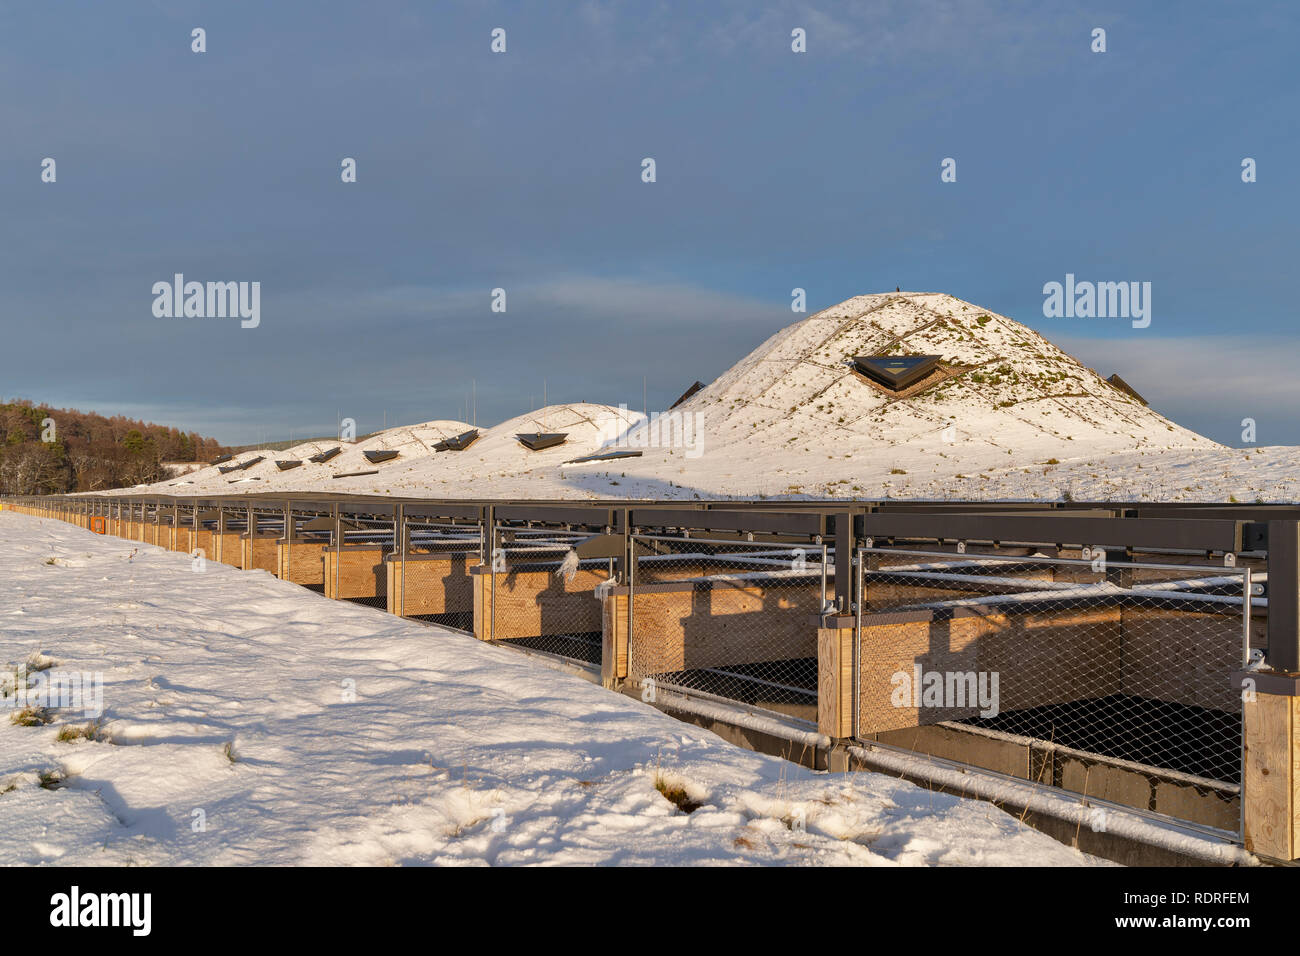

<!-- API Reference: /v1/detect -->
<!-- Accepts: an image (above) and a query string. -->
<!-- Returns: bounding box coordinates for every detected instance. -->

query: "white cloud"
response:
[1051,333,1300,441]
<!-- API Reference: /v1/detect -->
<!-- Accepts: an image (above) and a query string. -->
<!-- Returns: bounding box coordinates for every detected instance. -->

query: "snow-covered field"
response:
[0,510,1097,866]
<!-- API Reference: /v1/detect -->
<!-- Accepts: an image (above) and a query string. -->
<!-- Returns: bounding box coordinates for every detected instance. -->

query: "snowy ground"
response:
[0,510,1097,866]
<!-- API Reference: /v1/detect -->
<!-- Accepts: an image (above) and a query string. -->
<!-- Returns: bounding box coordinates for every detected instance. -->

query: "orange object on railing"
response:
[89,516,106,534]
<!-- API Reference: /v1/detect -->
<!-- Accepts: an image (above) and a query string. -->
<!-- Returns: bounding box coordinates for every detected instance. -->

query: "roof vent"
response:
[434,429,480,452]
[1106,374,1148,406]
[565,450,643,464]
[851,355,941,392]
[218,456,264,474]
[670,381,705,409]
[516,433,568,451]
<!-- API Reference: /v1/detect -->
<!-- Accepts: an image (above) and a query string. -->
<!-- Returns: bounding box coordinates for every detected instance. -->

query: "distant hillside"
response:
[0,400,229,494]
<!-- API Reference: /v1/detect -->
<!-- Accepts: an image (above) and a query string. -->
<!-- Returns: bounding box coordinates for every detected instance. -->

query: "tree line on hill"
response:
[0,399,228,494]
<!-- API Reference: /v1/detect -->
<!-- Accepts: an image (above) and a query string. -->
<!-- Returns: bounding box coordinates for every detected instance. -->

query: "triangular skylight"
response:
[434,429,479,452]
[851,355,941,392]
[517,433,568,451]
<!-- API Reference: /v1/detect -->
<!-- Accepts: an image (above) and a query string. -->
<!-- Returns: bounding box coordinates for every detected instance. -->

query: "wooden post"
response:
[601,588,629,689]
[1240,672,1300,859]
[472,565,493,640]
[215,506,226,563]
[817,614,856,738]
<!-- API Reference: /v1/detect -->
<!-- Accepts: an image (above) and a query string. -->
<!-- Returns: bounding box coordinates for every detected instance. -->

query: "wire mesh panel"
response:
[152,507,174,549]
[854,546,1258,836]
[175,505,196,555]
[487,525,610,665]
[281,512,331,591]
[397,519,482,631]
[217,511,248,567]
[244,509,285,574]
[190,508,218,562]
[627,535,831,724]
[328,516,396,610]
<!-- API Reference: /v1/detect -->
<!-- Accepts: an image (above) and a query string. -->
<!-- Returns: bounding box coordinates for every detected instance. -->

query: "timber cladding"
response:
[385,553,473,616]
[471,565,607,640]
[602,592,630,685]
[324,546,388,600]
[856,602,1253,735]
[215,530,249,568]
[858,606,1125,734]
[242,533,279,573]
[192,528,215,562]
[818,623,854,738]
[279,539,326,586]
[1243,692,1300,858]
[1120,606,1263,713]
[627,578,820,675]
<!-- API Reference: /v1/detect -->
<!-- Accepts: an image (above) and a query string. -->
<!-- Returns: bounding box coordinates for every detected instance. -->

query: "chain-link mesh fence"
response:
[485,525,610,665]
[854,546,1259,835]
[152,506,174,549]
[191,508,218,563]
[243,509,285,574]
[174,505,195,555]
[216,511,248,567]
[281,512,330,592]
[396,519,482,631]
[328,515,396,610]
[627,535,831,724]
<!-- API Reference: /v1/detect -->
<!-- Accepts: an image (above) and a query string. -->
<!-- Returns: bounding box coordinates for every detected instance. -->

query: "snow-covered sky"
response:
[1,1,1295,446]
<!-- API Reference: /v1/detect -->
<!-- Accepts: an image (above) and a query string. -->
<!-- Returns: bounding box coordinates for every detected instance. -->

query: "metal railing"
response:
[5,490,1294,848]
[488,525,606,665]
[399,519,481,630]
[627,534,831,724]
[331,515,397,610]
[852,545,1260,839]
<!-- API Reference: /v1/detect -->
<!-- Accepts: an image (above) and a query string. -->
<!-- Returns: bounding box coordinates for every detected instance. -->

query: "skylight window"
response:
[516,433,568,451]
[851,355,941,392]
[434,429,479,452]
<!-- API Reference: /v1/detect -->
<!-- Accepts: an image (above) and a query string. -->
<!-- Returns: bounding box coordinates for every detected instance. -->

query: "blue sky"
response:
[1,1,1296,446]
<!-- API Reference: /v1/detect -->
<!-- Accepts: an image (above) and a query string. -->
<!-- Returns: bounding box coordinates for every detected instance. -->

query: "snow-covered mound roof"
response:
[318,420,475,478]
[323,404,645,494]
[678,292,1217,458]
[103,292,1271,503]
[137,421,473,495]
